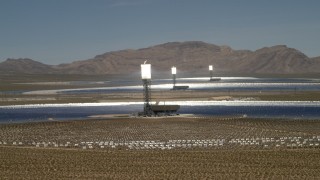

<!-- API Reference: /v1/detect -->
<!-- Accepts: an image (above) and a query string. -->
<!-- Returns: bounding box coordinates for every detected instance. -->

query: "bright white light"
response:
[2,101,320,109]
[171,66,176,75]
[141,64,151,79]
[209,65,213,71]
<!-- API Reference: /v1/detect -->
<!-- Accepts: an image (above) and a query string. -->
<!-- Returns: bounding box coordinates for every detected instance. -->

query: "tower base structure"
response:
[209,71,221,81]
[142,79,153,116]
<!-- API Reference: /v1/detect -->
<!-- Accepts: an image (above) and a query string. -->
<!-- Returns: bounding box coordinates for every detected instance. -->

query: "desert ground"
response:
[1,117,320,179]
[1,74,320,179]
[1,73,320,106]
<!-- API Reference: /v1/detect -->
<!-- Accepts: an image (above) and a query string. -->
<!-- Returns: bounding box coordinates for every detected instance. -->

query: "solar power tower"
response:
[171,66,176,89]
[209,65,213,81]
[141,61,153,116]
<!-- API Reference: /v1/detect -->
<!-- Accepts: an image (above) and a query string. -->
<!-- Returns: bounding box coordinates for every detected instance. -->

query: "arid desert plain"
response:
[1,74,320,179]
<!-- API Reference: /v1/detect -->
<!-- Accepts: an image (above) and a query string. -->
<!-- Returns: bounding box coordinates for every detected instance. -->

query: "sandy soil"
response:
[2,90,320,106]
[1,74,320,178]
[0,117,320,179]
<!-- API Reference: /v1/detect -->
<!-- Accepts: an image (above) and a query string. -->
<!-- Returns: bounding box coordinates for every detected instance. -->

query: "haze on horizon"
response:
[1,0,320,65]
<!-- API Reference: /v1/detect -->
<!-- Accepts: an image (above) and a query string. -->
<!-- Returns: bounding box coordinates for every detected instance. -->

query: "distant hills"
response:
[0,58,58,74]
[1,41,320,75]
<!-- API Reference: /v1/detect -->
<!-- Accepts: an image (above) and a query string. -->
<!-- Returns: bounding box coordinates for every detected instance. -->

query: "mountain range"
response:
[1,41,320,75]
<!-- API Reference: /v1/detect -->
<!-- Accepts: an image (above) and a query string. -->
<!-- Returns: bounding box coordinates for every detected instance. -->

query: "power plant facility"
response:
[172,66,177,88]
[141,62,153,116]
[171,66,189,90]
[140,61,180,117]
[209,65,221,81]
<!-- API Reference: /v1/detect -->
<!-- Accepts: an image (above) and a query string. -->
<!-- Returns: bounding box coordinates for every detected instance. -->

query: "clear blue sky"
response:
[1,0,320,65]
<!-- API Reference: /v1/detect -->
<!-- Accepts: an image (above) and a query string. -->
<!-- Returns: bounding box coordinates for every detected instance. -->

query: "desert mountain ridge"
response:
[1,41,320,75]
